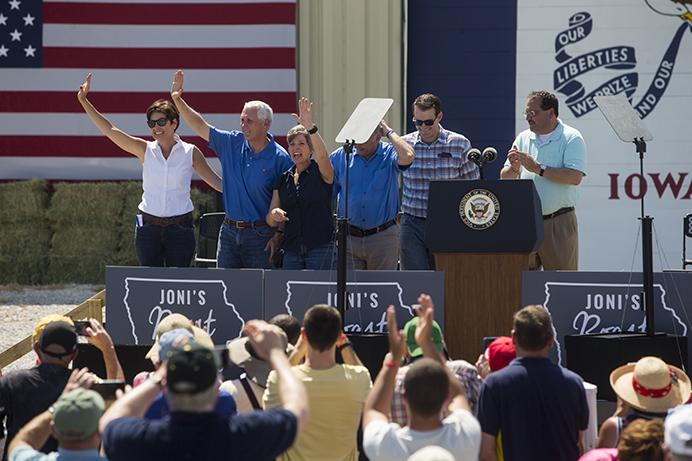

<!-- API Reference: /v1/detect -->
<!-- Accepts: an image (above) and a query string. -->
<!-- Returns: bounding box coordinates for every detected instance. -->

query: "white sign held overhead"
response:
[335,98,394,144]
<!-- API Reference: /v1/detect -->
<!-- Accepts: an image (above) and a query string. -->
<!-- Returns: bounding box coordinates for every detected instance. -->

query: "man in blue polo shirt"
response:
[500,90,586,271]
[171,70,292,268]
[331,121,415,270]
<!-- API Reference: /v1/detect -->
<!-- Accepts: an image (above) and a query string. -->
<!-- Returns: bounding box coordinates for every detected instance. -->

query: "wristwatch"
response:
[539,164,546,177]
[307,125,319,135]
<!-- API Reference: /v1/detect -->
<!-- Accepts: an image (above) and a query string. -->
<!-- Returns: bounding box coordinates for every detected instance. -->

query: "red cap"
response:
[486,336,516,371]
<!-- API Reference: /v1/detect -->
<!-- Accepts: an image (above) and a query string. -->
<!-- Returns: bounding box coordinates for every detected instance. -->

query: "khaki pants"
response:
[530,209,578,271]
[346,224,400,270]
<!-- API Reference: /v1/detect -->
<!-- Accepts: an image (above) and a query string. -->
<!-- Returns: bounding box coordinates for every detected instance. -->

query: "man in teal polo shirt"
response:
[500,90,586,270]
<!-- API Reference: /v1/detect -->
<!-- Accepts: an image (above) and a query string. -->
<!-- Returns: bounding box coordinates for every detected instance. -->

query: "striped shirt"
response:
[401,126,479,218]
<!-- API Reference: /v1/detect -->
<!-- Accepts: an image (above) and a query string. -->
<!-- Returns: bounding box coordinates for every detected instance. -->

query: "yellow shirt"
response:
[263,363,372,461]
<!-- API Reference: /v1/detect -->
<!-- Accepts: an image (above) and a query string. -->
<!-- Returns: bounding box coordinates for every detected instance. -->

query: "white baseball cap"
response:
[665,405,692,456]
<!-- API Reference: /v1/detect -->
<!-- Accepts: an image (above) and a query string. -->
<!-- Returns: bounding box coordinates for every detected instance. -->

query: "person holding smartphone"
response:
[0,317,123,460]
[77,74,222,267]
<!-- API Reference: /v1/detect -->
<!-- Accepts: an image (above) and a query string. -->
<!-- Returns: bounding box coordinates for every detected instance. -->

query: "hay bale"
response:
[114,227,138,266]
[0,223,51,284]
[47,182,125,225]
[121,181,143,219]
[115,181,142,266]
[50,227,119,255]
[0,254,48,284]
[46,254,113,284]
[191,188,217,221]
[0,224,51,256]
[0,180,49,224]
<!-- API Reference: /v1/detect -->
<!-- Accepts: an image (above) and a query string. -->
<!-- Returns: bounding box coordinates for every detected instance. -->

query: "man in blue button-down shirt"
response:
[170,70,292,269]
[501,90,587,270]
[331,121,415,270]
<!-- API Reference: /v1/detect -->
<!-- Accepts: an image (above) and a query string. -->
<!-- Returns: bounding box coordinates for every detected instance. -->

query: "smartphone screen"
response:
[91,380,125,400]
[73,320,91,336]
[214,345,231,370]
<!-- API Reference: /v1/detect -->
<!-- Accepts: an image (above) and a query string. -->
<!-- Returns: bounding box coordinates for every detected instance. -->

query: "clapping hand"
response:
[507,146,521,173]
[62,368,97,396]
[414,293,435,350]
[243,320,286,360]
[386,306,406,364]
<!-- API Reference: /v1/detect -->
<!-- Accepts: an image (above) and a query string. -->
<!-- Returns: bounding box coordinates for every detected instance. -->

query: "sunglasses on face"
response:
[413,118,436,126]
[147,118,169,128]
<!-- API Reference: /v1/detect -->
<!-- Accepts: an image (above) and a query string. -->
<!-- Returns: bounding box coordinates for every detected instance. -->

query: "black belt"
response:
[224,216,268,229]
[348,219,397,238]
[141,212,192,227]
[543,207,574,220]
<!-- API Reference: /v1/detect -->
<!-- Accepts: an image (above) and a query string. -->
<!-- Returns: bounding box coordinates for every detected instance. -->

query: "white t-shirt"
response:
[139,139,195,217]
[363,410,481,461]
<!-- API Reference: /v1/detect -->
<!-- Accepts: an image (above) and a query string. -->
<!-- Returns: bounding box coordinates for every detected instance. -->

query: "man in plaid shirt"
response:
[400,94,479,270]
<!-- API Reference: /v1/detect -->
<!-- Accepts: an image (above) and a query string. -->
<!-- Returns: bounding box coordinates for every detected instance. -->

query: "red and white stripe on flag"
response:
[0,0,297,180]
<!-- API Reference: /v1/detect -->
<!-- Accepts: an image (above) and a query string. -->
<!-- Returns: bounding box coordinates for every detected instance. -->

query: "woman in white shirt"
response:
[77,73,222,267]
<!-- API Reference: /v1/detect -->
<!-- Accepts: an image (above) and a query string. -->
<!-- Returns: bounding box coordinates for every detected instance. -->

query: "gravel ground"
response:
[0,284,103,373]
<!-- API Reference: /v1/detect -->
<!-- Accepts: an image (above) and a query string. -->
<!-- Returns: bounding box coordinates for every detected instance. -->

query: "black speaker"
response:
[74,344,154,384]
[565,333,688,401]
[346,334,389,380]
[74,344,246,383]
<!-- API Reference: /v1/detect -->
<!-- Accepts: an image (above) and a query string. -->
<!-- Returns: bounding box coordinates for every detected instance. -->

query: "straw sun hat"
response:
[610,356,691,414]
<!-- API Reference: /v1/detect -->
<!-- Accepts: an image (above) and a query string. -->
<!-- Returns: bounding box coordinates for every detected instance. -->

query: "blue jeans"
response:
[283,242,336,270]
[216,221,274,269]
[399,213,436,270]
[135,222,195,267]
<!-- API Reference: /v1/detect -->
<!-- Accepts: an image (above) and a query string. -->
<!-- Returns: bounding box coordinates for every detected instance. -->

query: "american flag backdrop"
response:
[0,0,297,180]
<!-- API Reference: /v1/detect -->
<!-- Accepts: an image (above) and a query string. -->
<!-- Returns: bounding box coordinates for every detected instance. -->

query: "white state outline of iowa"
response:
[283,281,415,325]
[542,282,689,365]
[123,277,245,344]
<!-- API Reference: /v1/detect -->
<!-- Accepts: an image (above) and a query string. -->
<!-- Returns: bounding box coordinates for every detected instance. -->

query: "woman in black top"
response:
[266,98,335,270]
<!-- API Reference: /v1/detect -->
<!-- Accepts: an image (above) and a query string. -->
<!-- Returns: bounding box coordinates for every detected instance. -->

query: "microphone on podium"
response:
[467,148,482,165]
[482,147,497,164]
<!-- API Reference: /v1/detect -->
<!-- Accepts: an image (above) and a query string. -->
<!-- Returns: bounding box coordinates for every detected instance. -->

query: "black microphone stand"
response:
[477,161,486,180]
[634,137,656,336]
[336,140,355,322]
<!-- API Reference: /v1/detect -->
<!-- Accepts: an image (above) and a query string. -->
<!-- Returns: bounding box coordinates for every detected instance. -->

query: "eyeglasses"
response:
[523,109,546,118]
[147,118,169,128]
[413,118,436,126]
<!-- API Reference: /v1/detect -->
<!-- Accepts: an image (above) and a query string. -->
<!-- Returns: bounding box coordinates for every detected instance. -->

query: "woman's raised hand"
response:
[171,69,184,100]
[292,97,315,130]
[77,73,92,102]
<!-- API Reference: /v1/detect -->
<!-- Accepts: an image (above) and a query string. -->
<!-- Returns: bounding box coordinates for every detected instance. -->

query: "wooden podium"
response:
[425,180,543,361]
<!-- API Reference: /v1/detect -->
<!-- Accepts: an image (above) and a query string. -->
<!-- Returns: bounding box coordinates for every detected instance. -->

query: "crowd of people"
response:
[79,69,587,272]
[1,299,690,461]
[4,81,684,460]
